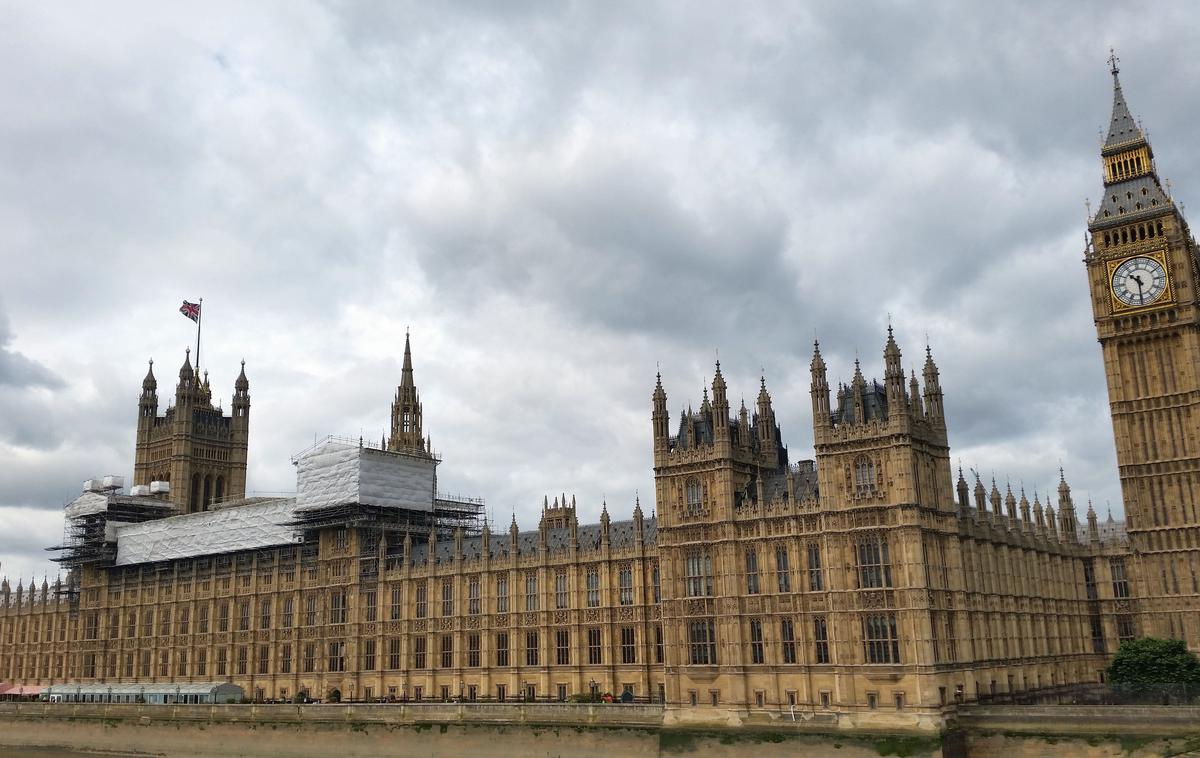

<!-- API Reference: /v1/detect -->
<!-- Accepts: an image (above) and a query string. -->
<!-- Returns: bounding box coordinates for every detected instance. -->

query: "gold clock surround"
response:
[1106,249,1173,313]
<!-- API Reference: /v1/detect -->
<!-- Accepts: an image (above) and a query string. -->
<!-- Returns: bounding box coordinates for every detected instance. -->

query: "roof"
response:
[114,498,299,565]
[0,684,45,696]
[409,517,658,565]
[44,682,242,696]
[834,380,888,424]
[1105,72,1143,150]
[1092,175,1172,228]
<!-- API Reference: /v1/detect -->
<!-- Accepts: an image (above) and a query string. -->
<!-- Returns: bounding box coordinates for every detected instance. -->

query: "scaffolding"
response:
[48,490,178,570]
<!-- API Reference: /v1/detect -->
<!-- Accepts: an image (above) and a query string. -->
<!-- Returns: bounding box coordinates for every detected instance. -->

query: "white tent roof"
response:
[64,491,110,519]
[45,682,242,696]
[115,498,299,565]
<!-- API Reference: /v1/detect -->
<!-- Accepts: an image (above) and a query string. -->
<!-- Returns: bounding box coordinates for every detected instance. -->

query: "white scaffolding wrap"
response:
[64,491,110,519]
[114,499,298,565]
[295,439,436,512]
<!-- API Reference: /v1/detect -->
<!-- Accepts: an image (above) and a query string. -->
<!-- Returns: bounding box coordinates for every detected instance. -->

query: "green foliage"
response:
[1106,637,1200,693]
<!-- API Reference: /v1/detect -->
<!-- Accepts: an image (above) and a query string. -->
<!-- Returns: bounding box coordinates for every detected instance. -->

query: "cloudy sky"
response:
[2,1,1198,582]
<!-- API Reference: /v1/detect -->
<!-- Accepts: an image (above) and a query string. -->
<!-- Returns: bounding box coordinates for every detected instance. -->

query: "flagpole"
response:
[195,297,203,375]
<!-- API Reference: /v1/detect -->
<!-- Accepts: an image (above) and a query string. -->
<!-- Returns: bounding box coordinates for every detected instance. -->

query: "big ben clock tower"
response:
[1086,53,1200,637]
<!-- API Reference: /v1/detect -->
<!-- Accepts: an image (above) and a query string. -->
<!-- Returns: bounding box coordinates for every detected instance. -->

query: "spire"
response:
[1019,488,1032,534]
[388,331,426,455]
[1087,500,1100,544]
[652,370,670,445]
[1004,483,1017,523]
[235,360,249,391]
[909,370,923,418]
[142,359,157,392]
[956,465,970,517]
[883,327,905,418]
[973,474,987,514]
[402,328,414,377]
[922,344,944,424]
[1104,49,1143,150]
[755,373,777,458]
[810,340,831,425]
[178,348,194,384]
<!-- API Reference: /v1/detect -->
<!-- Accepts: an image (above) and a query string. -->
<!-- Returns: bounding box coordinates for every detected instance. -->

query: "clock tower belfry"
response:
[1085,54,1200,624]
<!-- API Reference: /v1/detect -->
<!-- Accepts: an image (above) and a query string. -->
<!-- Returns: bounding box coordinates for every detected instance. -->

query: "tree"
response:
[1107,637,1200,697]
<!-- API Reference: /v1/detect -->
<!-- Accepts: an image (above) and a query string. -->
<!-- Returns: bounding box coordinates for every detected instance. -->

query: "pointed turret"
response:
[810,341,831,427]
[989,478,1003,526]
[1057,469,1078,541]
[175,348,197,406]
[1104,53,1143,151]
[232,360,250,418]
[909,370,923,419]
[1032,491,1046,534]
[883,327,906,418]
[1019,488,1032,534]
[652,371,669,450]
[850,360,866,424]
[600,500,611,547]
[633,494,645,544]
[1087,501,1100,544]
[1045,499,1059,541]
[973,475,987,516]
[138,359,159,429]
[1004,484,1017,523]
[711,361,730,441]
[956,466,970,518]
[756,374,778,460]
[142,359,157,393]
[922,345,945,427]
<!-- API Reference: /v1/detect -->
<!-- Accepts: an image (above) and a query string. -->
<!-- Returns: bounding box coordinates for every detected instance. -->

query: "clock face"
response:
[1111,256,1168,308]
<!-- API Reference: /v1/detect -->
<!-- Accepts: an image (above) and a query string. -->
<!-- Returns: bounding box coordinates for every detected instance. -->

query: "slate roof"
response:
[1092,176,1172,228]
[1104,73,1142,150]
[833,380,889,424]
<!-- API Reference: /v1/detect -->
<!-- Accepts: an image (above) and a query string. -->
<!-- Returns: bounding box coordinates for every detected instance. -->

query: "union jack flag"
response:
[179,300,201,322]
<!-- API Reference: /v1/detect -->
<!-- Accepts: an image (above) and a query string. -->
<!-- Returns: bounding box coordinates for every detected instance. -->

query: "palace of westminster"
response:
[1,60,1199,726]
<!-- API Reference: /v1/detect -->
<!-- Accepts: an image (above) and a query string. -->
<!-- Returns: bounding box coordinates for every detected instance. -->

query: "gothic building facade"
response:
[0,59,1194,727]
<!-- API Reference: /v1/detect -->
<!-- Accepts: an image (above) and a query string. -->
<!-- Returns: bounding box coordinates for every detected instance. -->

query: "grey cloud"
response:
[0,304,62,390]
[2,1,1188,577]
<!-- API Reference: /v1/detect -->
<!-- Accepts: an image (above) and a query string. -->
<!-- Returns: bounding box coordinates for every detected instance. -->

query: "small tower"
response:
[956,466,970,517]
[711,361,730,443]
[922,345,945,429]
[1019,489,1033,534]
[883,327,906,420]
[810,341,831,431]
[1057,470,1079,541]
[138,359,157,432]
[652,372,670,454]
[755,375,779,462]
[1087,501,1100,545]
[133,349,250,513]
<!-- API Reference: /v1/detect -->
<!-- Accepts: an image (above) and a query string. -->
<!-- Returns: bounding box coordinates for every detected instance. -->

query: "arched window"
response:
[215,476,225,504]
[856,534,893,589]
[685,478,702,514]
[853,456,875,495]
[190,474,201,512]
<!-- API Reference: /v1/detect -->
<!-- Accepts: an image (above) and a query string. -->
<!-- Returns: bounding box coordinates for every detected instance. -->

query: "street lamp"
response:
[589,679,597,702]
